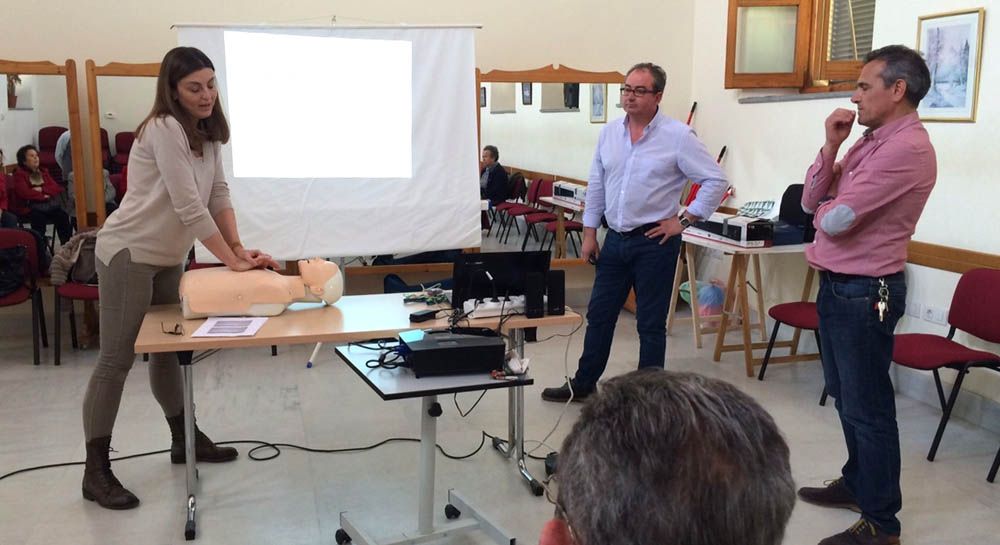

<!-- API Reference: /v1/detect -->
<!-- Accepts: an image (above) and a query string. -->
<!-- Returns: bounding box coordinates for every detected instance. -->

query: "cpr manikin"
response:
[179,258,343,319]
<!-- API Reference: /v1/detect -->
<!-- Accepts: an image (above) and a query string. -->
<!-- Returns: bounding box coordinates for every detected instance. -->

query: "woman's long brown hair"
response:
[136,46,230,152]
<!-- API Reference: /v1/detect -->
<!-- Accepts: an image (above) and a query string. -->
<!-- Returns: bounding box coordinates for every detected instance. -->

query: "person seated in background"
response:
[1,150,20,228]
[480,144,509,205]
[55,131,118,221]
[11,144,72,244]
[542,369,795,545]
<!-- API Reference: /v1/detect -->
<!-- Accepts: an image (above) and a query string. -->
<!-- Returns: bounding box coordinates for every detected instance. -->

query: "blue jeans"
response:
[817,271,906,536]
[572,230,681,389]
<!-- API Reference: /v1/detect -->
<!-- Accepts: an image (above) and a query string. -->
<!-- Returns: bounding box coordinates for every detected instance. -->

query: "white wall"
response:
[690,0,1000,408]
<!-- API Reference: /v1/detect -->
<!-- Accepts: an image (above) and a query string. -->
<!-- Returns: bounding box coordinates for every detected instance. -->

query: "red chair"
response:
[540,219,583,256]
[489,172,526,238]
[892,268,1000,465]
[501,178,551,244]
[757,301,828,406]
[54,281,99,365]
[99,128,111,169]
[37,126,68,185]
[0,228,48,365]
[112,132,135,172]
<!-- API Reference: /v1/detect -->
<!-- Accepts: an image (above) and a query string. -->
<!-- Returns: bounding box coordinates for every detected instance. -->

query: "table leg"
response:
[555,211,566,258]
[666,242,686,336]
[752,255,767,341]
[713,255,740,362]
[492,328,543,496]
[418,396,437,535]
[177,350,198,541]
[685,242,703,349]
[735,257,755,377]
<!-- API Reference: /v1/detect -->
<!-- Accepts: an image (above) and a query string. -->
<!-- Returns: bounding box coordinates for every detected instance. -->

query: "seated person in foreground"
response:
[542,369,795,545]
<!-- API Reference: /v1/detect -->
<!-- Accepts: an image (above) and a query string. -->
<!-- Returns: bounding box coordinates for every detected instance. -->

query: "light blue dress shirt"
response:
[582,112,728,232]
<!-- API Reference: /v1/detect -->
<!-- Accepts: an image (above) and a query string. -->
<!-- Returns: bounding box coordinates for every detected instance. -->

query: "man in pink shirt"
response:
[797,45,936,545]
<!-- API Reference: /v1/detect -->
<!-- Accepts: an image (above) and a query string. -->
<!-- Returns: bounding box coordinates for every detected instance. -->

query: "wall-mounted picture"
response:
[521,82,532,105]
[590,83,606,123]
[916,8,985,122]
[479,86,486,108]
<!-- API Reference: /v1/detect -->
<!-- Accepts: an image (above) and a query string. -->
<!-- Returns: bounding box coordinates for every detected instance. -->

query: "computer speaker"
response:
[525,272,545,319]
[547,270,565,316]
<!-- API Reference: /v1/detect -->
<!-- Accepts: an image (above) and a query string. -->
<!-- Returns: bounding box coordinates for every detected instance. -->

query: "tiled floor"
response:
[1,273,999,545]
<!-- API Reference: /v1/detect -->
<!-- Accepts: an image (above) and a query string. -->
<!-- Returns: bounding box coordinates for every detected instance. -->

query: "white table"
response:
[135,293,581,540]
[333,344,524,545]
[666,233,815,377]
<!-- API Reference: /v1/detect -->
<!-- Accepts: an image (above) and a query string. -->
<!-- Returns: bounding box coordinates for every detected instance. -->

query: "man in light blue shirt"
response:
[542,62,727,402]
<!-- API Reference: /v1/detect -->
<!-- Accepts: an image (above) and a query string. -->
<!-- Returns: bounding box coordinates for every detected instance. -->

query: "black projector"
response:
[397,330,506,378]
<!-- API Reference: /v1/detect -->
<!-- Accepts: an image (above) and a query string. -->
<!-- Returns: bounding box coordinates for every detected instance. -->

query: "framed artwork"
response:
[479,86,486,108]
[916,8,985,122]
[521,82,532,105]
[590,83,606,123]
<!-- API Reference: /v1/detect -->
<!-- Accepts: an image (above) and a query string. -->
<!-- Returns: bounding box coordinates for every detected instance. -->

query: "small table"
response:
[538,196,583,259]
[333,344,525,545]
[666,233,815,377]
[135,293,582,540]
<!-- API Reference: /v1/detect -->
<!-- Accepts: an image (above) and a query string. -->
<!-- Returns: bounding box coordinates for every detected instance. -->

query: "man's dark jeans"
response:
[572,228,681,390]
[817,270,906,536]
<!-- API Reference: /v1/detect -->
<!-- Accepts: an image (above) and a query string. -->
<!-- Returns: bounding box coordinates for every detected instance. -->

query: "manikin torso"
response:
[178,258,343,319]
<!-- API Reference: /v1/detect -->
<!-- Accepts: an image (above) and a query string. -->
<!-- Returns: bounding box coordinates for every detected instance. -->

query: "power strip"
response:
[462,296,525,319]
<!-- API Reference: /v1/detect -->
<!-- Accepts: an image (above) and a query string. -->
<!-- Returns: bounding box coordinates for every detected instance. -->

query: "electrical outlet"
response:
[904,301,921,318]
[923,306,948,325]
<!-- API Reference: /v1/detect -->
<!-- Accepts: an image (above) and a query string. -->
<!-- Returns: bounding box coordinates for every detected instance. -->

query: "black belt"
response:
[611,223,660,238]
[824,271,904,282]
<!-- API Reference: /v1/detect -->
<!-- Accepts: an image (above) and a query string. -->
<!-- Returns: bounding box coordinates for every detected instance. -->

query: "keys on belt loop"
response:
[876,277,889,322]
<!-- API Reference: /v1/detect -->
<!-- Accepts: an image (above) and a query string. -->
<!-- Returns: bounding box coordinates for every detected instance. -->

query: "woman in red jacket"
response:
[12,144,72,243]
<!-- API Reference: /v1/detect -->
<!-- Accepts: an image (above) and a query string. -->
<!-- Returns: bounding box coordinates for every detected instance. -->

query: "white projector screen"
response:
[176,25,481,260]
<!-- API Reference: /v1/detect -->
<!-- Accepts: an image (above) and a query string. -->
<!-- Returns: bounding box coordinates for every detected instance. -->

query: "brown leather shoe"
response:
[798,477,861,512]
[818,518,900,545]
[166,412,238,464]
[82,436,140,510]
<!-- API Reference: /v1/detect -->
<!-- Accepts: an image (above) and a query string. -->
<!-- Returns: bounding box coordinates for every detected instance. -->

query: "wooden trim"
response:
[907,241,1000,274]
[84,60,161,226]
[344,256,588,279]
[505,165,587,186]
[0,59,87,224]
[725,0,811,89]
[480,65,625,84]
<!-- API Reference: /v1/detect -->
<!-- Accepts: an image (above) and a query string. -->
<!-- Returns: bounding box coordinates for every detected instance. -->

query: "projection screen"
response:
[175,24,481,260]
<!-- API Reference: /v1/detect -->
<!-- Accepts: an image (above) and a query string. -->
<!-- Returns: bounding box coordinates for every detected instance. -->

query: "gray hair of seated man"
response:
[557,369,795,545]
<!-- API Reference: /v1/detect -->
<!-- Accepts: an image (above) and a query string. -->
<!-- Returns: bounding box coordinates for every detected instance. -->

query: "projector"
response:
[687,212,774,248]
[397,330,506,378]
[553,181,586,206]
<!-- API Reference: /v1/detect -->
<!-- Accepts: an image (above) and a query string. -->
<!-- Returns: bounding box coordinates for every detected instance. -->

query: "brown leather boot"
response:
[166,412,238,464]
[82,436,140,510]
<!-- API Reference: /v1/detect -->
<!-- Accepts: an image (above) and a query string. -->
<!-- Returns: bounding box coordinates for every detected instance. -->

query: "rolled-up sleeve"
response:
[678,128,727,220]
[151,118,219,241]
[582,131,607,229]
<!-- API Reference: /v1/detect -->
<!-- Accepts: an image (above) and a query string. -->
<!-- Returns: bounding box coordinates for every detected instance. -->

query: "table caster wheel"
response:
[445,504,461,519]
[335,528,351,544]
[529,479,545,496]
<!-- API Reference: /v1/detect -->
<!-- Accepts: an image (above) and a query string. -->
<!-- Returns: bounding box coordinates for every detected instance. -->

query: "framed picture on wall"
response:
[479,86,486,108]
[590,83,606,123]
[521,82,532,105]
[916,8,985,122]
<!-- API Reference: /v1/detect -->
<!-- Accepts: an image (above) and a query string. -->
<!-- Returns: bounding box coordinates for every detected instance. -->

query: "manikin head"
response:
[298,258,343,304]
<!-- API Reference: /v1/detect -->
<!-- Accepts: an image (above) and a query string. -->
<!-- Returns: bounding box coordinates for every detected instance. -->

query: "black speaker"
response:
[525,272,545,318]
[546,270,565,315]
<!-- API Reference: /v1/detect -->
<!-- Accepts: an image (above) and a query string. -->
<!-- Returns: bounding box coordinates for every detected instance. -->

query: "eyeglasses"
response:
[620,86,658,97]
[161,322,184,336]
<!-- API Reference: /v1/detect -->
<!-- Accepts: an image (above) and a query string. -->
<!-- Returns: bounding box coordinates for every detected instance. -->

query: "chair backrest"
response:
[779,184,808,226]
[508,172,526,202]
[949,268,1000,343]
[99,128,110,151]
[38,126,68,152]
[0,228,40,282]
[115,131,135,155]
